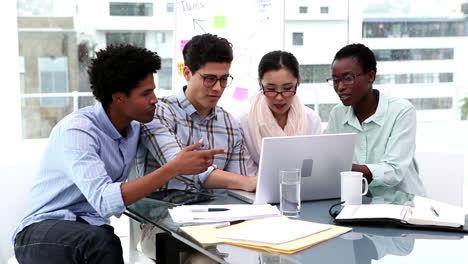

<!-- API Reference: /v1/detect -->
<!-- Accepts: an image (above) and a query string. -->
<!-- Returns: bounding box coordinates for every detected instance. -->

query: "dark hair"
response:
[333,43,377,74]
[258,50,300,81]
[88,44,161,108]
[182,33,233,73]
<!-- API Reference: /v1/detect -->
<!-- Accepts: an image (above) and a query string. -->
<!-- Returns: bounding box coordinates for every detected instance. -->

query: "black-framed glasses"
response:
[261,83,297,97]
[326,73,365,87]
[197,73,233,88]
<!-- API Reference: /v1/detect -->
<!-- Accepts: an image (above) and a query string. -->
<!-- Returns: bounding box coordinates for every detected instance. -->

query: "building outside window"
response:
[408,97,453,110]
[292,32,303,46]
[167,1,174,12]
[156,32,166,43]
[299,6,308,14]
[320,6,329,14]
[38,56,69,107]
[106,32,146,47]
[373,48,454,61]
[109,2,153,16]
[299,64,331,83]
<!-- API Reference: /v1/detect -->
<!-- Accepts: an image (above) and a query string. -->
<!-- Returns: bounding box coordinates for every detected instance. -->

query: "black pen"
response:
[431,206,439,217]
[191,208,230,212]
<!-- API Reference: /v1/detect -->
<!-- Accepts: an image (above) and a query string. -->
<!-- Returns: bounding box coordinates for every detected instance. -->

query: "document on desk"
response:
[180,216,352,254]
[216,217,331,244]
[335,196,466,229]
[169,204,281,225]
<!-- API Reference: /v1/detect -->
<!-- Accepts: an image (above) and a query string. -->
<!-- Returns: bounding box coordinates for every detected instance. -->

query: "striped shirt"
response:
[136,87,246,191]
[13,103,140,242]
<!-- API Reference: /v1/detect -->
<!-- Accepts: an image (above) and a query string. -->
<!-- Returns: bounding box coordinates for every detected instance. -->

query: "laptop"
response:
[228,133,356,204]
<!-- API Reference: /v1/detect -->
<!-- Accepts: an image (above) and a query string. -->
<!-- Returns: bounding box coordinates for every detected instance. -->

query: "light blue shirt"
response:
[13,103,140,242]
[136,88,246,191]
[325,91,426,197]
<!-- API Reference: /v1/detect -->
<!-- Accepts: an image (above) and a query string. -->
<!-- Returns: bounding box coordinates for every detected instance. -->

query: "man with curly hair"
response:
[12,45,223,264]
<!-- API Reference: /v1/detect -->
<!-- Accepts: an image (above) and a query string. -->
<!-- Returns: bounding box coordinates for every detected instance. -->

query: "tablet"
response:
[146,189,215,205]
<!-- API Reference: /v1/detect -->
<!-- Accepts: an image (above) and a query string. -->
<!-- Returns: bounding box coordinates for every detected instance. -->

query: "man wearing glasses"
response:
[136,33,256,260]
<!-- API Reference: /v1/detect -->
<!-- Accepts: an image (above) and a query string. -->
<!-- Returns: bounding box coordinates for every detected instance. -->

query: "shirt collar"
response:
[341,90,387,128]
[177,86,219,120]
[95,102,135,140]
[363,90,387,126]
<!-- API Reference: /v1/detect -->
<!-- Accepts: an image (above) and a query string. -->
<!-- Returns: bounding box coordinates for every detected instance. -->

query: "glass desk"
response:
[126,192,468,264]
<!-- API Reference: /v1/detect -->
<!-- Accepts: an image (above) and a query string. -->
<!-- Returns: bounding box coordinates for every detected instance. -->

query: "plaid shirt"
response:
[136,87,247,192]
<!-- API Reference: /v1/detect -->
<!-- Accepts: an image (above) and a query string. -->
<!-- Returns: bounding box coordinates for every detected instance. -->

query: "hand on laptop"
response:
[170,141,225,175]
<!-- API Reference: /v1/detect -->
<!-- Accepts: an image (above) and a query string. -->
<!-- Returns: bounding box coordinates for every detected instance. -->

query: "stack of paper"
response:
[217,217,331,244]
[169,204,281,225]
[180,216,352,254]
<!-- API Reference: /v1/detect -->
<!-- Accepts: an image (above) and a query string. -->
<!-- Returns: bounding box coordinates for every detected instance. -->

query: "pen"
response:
[191,208,230,212]
[431,206,439,217]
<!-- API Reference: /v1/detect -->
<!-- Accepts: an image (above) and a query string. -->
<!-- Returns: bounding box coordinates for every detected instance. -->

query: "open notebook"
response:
[335,196,467,231]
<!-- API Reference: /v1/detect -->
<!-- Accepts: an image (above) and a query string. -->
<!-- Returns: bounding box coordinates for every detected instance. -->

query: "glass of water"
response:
[279,168,301,218]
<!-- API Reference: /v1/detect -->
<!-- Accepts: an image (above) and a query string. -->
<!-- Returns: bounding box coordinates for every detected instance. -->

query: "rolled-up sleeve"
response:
[223,128,247,176]
[62,128,125,218]
[140,103,212,186]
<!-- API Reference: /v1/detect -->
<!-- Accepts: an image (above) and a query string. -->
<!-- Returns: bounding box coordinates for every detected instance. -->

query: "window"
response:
[317,104,336,122]
[299,6,308,14]
[109,2,153,16]
[320,6,329,14]
[156,32,166,43]
[106,32,146,47]
[292,32,303,46]
[363,21,468,38]
[299,64,331,83]
[373,48,454,61]
[38,57,69,107]
[158,58,172,90]
[167,1,175,12]
[407,97,452,110]
[375,73,453,85]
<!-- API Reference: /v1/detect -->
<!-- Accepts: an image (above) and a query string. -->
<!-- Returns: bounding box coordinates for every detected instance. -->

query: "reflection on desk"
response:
[126,191,468,264]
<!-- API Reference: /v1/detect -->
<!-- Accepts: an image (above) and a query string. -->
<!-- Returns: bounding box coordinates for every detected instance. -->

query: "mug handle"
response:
[361,177,369,195]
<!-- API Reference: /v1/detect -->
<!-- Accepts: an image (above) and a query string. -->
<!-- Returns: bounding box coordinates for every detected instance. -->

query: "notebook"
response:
[335,196,467,231]
[228,133,356,204]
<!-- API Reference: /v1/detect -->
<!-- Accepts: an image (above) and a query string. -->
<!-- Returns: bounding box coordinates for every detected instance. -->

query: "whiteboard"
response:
[173,0,284,114]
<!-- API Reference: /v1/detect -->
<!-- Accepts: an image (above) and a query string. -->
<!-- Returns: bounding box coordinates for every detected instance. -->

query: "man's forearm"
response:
[121,162,179,206]
[202,169,256,191]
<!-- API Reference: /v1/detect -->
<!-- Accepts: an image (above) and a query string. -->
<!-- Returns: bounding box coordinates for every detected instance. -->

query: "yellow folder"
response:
[180,216,352,254]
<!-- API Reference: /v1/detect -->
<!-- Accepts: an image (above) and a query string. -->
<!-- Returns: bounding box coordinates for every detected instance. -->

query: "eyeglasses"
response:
[197,73,233,88]
[326,73,365,87]
[261,83,297,97]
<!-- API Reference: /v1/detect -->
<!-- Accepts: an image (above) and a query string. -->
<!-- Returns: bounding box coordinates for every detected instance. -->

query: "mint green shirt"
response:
[325,91,426,197]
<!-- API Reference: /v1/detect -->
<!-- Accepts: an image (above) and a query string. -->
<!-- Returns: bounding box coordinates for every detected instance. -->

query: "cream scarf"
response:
[247,91,306,159]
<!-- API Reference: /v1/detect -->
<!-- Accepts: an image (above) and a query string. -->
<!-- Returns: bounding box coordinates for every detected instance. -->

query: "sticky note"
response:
[177,62,185,75]
[233,87,248,101]
[213,16,227,28]
[180,40,189,51]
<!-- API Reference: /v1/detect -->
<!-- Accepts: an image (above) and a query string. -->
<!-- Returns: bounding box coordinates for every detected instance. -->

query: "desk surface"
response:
[126,193,468,264]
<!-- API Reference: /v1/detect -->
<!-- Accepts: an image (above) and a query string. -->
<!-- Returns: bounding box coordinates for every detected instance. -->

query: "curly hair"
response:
[258,50,300,81]
[88,45,161,108]
[333,43,377,74]
[182,33,233,73]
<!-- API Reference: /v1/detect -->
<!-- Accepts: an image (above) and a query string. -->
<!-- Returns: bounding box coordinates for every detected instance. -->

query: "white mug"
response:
[340,171,368,205]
